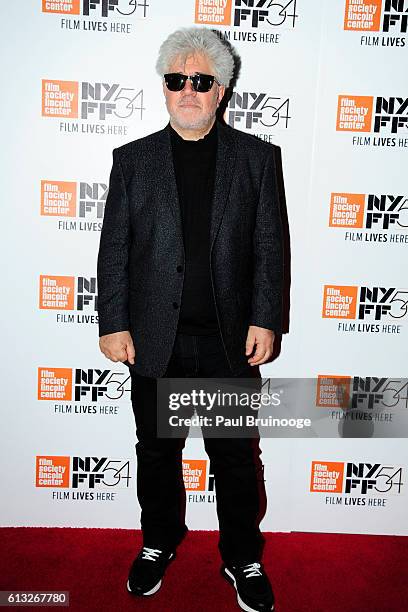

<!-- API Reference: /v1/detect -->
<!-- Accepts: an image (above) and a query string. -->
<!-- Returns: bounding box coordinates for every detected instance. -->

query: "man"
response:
[97,26,283,612]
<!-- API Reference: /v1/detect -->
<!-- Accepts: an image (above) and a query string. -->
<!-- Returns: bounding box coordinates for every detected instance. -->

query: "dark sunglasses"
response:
[164,72,221,93]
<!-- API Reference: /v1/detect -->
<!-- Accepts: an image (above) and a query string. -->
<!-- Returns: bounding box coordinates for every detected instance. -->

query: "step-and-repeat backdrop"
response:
[1,1,407,535]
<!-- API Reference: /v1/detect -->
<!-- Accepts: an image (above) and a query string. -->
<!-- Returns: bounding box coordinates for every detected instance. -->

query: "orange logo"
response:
[322,285,358,319]
[316,375,351,408]
[195,0,232,25]
[336,95,373,132]
[329,193,365,228]
[310,461,344,492]
[344,0,382,31]
[41,181,77,217]
[42,80,78,118]
[38,368,73,401]
[39,275,75,310]
[36,456,70,487]
[42,0,80,13]
[182,459,207,491]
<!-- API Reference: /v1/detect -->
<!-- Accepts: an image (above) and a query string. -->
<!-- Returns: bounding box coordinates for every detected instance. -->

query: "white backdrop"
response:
[1,0,407,535]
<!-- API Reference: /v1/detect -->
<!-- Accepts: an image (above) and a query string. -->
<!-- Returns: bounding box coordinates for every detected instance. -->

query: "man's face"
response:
[163,53,225,132]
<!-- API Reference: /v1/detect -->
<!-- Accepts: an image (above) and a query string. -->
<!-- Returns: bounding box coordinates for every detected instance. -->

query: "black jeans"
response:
[129,331,267,564]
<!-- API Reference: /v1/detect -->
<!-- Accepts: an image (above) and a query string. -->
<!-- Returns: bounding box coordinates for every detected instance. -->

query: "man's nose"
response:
[183,78,197,95]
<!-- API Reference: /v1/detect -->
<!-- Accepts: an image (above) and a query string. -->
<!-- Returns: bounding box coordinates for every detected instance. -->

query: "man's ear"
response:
[217,85,225,106]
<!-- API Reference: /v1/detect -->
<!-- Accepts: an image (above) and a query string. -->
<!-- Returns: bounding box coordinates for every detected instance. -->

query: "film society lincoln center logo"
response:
[37,367,130,412]
[336,95,408,148]
[315,374,408,416]
[344,0,408,41]
[194,0,298,45]
[183,459,216,503]
[309,461,404,507]
[36,456,132,501]
[328,192,408,243]
[41,180,107,232]
[321,285,408,334]
[39,275,98,324]
[42,0,149,33]
[41,79,144,136]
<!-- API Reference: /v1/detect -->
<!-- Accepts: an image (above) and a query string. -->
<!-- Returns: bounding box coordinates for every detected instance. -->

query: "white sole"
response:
[127,577,162,596]
[126,552,175,596]
[223,567,274,612]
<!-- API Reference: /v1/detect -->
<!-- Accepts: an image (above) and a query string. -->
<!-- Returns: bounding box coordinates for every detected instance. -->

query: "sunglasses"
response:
[164,72,221,93]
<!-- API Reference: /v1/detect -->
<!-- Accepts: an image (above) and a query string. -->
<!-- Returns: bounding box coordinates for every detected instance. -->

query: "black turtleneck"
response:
[170,120,219,335]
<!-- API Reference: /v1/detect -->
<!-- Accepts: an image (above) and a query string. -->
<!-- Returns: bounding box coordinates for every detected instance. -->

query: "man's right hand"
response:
[99,331,136,365]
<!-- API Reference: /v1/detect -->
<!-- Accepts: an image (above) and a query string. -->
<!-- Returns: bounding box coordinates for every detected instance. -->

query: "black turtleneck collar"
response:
[169,120,217,151]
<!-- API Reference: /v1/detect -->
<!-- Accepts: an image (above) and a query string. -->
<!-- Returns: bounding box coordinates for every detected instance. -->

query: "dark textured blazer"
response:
[97,120,283,377]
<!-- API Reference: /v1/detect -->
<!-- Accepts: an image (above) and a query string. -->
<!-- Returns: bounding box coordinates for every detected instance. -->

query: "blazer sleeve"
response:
[249,147,284,335]
[97,148,131,337]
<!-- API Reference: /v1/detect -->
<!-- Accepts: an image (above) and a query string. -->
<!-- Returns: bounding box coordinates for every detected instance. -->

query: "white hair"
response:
[156,27,234,87]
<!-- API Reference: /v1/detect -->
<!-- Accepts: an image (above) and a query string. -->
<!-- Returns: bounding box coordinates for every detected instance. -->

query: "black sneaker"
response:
[126,546,176,596]
[221,561,275,612]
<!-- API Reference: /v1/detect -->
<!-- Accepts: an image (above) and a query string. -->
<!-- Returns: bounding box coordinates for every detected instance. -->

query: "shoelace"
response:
[141,547,163,561]
[242,562,263,578]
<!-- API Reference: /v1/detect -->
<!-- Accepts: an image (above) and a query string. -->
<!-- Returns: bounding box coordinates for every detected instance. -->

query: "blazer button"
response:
[176,265,183,273]
[172,302,179,309]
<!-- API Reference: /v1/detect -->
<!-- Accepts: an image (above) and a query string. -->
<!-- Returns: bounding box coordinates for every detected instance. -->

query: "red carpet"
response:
[0,528,406,611]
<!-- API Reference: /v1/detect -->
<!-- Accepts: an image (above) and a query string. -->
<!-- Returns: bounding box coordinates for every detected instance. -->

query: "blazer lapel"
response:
[210,121,237,252]
[159,125,184,241]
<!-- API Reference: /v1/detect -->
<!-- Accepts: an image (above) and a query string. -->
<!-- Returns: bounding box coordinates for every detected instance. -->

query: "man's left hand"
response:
[245,325,275,366]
